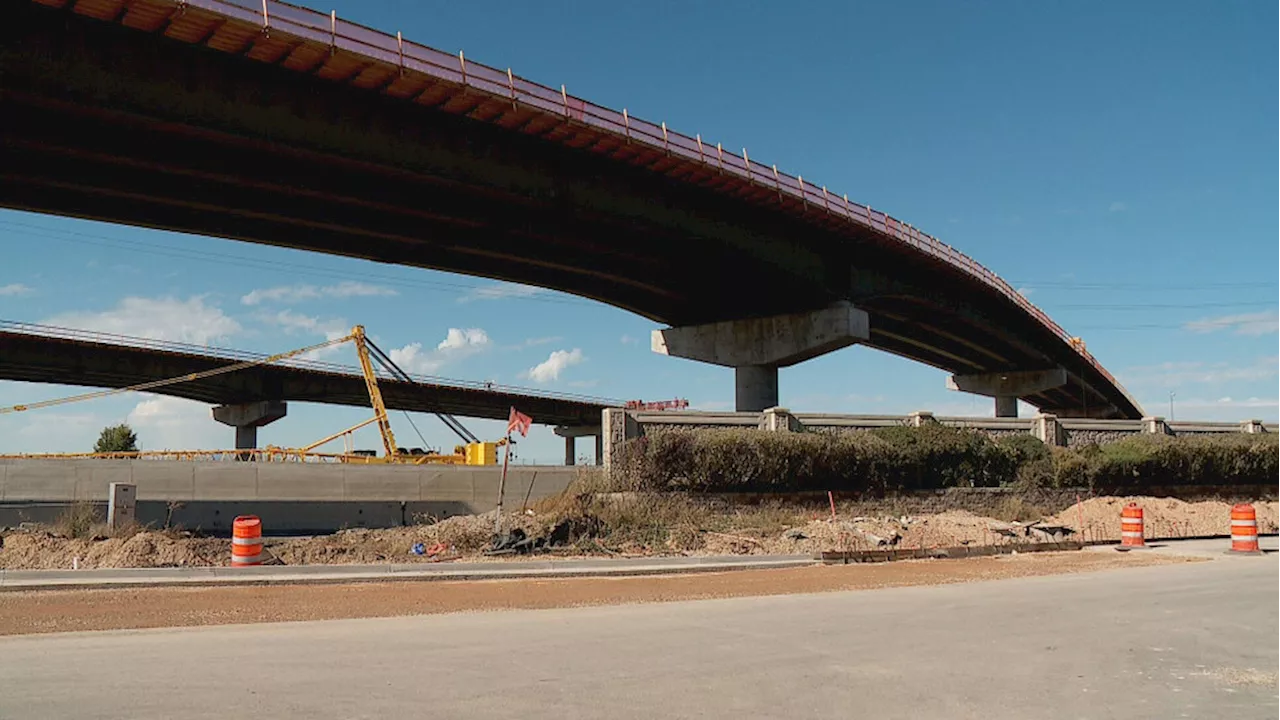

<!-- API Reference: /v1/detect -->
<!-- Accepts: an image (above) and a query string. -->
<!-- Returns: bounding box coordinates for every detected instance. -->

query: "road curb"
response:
[0,556,818,592]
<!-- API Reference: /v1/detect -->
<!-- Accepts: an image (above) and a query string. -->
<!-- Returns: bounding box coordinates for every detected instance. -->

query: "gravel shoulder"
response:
[0,550,1197,636]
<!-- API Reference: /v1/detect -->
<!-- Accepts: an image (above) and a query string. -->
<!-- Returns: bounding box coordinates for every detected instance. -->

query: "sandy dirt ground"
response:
[0,550,1196,636]
[1,496,1272,570]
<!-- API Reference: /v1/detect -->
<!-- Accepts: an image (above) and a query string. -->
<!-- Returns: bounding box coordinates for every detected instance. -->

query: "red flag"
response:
[506,407,532,437]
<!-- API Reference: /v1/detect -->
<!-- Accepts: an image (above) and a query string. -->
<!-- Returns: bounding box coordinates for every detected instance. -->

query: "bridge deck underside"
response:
[0,332,607,427]
[0,1,1141,419]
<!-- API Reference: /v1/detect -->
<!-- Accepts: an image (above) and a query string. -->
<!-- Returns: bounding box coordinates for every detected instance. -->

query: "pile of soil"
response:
[268,512,544,565]
[0,529,225,570]
[1048,496,1278,542]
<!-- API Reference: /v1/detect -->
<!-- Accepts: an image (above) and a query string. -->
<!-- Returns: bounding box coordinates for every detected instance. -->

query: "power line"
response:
[0,219,593,308]
[1051,301,1277,310]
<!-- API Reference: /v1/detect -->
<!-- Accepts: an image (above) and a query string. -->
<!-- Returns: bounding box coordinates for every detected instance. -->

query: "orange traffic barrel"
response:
[231,515,264,567]
[1229,504,1261,554]
[1120,503,1145,549]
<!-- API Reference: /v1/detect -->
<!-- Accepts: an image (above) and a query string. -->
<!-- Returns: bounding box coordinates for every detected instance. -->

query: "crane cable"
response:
[0,333,355,415]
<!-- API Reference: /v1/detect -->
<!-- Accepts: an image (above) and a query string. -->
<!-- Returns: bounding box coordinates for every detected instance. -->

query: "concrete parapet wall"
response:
[605,409,1271,462]
[0,461,577,533]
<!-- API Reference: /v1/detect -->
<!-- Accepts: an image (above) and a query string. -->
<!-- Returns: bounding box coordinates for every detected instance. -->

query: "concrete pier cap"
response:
[946,368,1067,418]
[651,301,869,412]
[212,400,287,451]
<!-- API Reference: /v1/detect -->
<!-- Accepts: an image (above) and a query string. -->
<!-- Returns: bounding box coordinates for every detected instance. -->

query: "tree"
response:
[94,423,139,454]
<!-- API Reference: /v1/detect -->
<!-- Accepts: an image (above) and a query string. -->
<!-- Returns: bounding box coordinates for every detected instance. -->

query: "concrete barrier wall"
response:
[602,408,1271,463]
[0,460,578,533]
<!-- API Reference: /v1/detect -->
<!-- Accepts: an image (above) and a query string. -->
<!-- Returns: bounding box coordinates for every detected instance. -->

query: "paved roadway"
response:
[0,554,1275,719]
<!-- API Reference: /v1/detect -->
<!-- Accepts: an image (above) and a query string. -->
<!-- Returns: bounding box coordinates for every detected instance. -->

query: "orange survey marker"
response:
[231,515,264,567]
[1229,504,1261,554]
[1119,503,1145,549]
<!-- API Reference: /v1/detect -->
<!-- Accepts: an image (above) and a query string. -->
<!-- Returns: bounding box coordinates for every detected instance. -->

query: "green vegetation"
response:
[614,427,1278,494]
[93,423,138,454]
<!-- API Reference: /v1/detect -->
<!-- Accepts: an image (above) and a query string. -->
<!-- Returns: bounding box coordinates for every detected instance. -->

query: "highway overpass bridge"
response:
[0,323,613,451]
[0,0,1143,419]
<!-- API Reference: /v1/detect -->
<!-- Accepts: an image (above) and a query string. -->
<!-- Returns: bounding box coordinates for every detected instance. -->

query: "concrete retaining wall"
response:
[0,460,577,533]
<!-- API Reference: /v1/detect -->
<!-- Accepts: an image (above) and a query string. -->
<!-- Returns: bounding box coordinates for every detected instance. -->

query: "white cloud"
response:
[0,283,33,296]
[1108,201,1127,212]
[1184,310,1278,336]
[437,327,490,351]
[44,296,241,345]
[127,395,224,451]
[257,310,351,359]
[1015,287,1034,298]
[524,348,584,383]
[1158,396,1279,422]
[240,281,397,306]
[620,334,639,345]
[389,327,491,375]
[458,282,542,303]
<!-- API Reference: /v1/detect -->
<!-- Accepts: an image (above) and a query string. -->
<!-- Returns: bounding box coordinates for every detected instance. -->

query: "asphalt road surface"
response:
[1,555,1275,719]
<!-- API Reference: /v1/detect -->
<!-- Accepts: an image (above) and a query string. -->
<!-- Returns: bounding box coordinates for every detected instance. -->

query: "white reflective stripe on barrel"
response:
[231,554,263,564]
[1121,531,1144,538]
[232,536,264,546]
[1231,519,1257,527]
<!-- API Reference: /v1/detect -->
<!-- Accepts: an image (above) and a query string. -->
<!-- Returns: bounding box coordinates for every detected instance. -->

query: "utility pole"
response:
[1169,391,1176,421]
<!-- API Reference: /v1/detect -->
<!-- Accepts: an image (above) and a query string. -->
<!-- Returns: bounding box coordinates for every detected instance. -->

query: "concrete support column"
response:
[212,401,287,460]
[736,366,779,413]
[555,423,606,467]
[652,301,869,414]
[994,396,1018,418]
[234,426,259,451]
[1241,419,1266,434]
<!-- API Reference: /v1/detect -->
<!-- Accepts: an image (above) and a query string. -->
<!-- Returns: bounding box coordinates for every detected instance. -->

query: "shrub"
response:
[614,427,1279,494]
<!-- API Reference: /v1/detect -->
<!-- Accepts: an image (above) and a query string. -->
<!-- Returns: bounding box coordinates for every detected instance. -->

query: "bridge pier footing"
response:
[212,401,287,459]
[651,302,869,412]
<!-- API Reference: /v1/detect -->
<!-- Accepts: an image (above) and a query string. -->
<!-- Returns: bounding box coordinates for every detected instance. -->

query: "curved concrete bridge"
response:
[1,0,1142,418]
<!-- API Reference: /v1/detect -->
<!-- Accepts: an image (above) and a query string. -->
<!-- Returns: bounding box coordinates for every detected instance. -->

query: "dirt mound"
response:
[0,529,225,570]
[1047,496,1278,542]
[269,512,544,566]
[2,495,1273,570]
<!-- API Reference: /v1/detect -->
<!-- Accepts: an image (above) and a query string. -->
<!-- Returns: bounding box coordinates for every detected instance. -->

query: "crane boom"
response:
[351,325,398,459]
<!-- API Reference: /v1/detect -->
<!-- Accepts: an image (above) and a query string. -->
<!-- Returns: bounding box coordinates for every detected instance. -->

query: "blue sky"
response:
[1,0,1276,462]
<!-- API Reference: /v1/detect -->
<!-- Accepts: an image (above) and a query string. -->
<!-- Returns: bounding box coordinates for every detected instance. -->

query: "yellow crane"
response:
[308,325,503,465]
